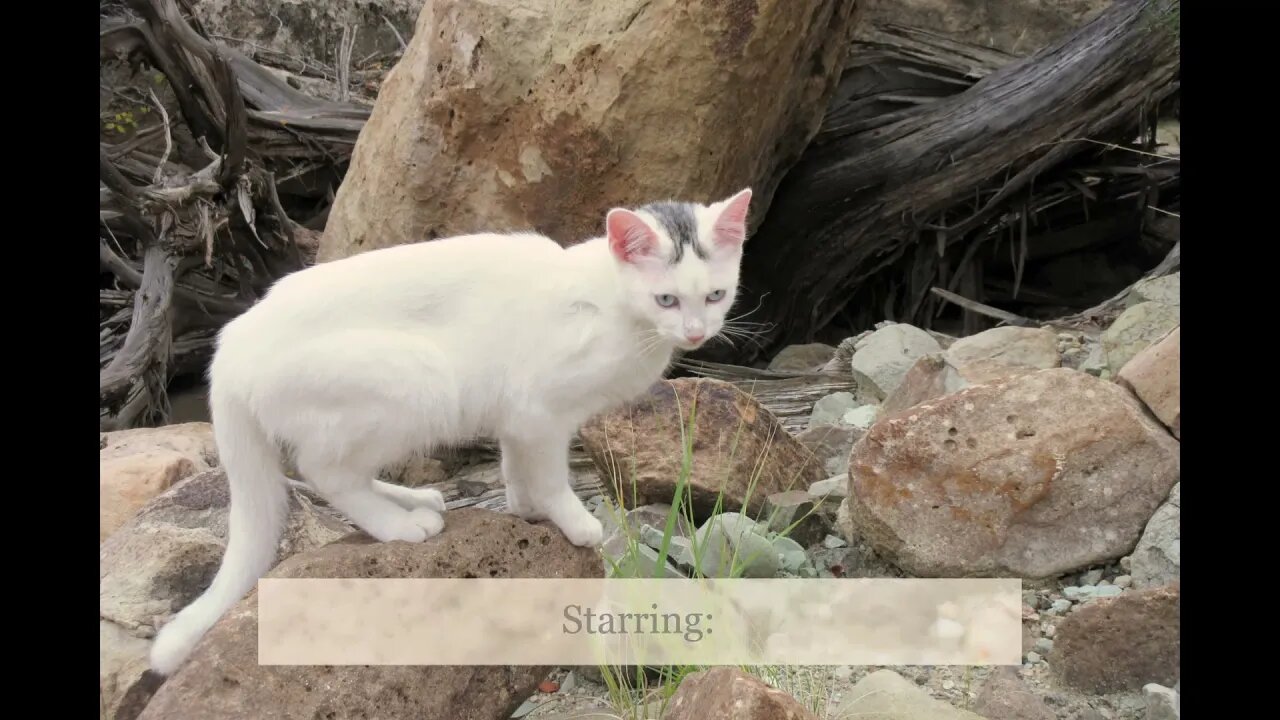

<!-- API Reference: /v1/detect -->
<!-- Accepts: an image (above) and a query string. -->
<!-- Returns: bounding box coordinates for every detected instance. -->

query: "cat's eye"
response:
[707,289,726,302]
[655,294,679,308]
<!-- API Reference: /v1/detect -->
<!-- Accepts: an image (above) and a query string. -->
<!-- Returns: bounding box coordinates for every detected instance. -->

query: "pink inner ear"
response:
[713,189,752,249]
[607,210,658,264]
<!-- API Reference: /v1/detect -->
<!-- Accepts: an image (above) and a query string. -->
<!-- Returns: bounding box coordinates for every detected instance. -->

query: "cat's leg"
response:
[371,481,447,512]
[500,430,603,547]
[297,454,443,543]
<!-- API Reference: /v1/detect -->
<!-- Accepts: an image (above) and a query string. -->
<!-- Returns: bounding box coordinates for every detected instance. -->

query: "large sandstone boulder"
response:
[136,509,602,720]
[665,667,818,720]
[100,422,219,542]
[848,368,1180,578]
[579,378,825,523]
[1050,583,1180,694]
[100,470,353,720]
[319,0,862,260]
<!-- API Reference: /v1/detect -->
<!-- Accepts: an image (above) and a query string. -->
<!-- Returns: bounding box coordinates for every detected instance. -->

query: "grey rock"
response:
[841,404,879,430]
[1027,651,1042,664]
[1035,638,1054,654]
[1128,273,1180,308]
[773,536,810,574]
[768,342,837,372]
[1080,568,1104,586]
[794,423,862,477]
[1132,483,1180,589]
[849,324,942,401]
[692,512,779,578]
[1049,599,1073,615]
[835,669,987,719]
[809,391,859,428]
[1143,683,1180,720]
[1115,575,1133,589]
[625,503,694,540]
[822,534,847,549]
[760,490,833,547]
[603,532,685,578]
[1102,301,1180,374]
[808,476,849,500]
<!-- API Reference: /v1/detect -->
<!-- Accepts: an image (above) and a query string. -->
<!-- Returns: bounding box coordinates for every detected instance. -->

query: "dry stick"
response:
[100,244,179,409]
[929,287,1036,328]
[147,88,173,185]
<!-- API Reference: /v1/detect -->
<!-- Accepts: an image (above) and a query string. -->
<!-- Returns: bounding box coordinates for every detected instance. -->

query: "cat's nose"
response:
[685,332,706,344]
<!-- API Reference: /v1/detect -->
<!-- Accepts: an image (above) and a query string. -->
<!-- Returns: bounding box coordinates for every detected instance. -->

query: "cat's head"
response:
[606,188,753,351]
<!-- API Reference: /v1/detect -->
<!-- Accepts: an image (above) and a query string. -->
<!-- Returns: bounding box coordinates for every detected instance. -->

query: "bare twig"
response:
[929,287,1036,327]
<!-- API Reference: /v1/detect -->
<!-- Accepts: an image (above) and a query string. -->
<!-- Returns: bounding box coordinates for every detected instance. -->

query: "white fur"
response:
[147,189,752,676]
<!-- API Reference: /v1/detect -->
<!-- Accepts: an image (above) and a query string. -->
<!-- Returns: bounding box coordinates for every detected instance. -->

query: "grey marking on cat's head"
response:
[640,201,708,264]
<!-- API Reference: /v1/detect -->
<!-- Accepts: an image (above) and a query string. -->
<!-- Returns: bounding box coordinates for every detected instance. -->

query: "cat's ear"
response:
[607,209,660,265]
[710,188,752,251]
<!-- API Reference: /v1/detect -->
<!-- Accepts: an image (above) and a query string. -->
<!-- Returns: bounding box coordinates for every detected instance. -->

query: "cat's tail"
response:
[148,388,290,676]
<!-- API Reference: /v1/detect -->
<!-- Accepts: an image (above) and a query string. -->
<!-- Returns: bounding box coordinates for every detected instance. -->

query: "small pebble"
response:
[1063,586,1083,601]
[822,534,848,549]
[1092,585,1123,599]
[834,666,853,680]
[1114,575,1132,589]
[1049,599,1072,615]
[1044,623,1056,638]
[1119,555,1132,572]
[1026,651,1042,664]
[1080,569,1103,585]
[942,680,955,690]
[1035,638,1054,654]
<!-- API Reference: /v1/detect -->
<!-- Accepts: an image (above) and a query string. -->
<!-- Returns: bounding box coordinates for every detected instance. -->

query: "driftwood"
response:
[99,0,371,429]
[714,0,1180,363]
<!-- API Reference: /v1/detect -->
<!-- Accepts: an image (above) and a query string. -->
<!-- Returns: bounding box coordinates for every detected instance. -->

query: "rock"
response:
[808,476,848,500]
[100,470,353,720]
[760,490,833,547]
[378,452,448,488]
[624,504,695,540]
[190,1,422,75]
[1026,651,1042,664]
[882,353,969,414]
[836,497,853,543]
[137,509,603,720]
[847,368,1181,578]
[1102,302,1180,375]
[1035,638,1054,654]
[1143,683,1180,720]
[809,391,859,427]
[1131,484,1180,589]
[1080,343,1109,378]
[849,324,943,401]
[579,378,824,522]
[665,666,818,720]
[1080,568,1104,586]
[821,534,847,549]
[834,669,986,719]
[944,326,1061,382]
[100,422,218,542]
[1050,583,1180,694]
[841,405,879,430]
[603,532,686,578]
[974,667,1055,720]
[1128,273,1180,308]
[772,536,810,574]
[1115,575,1132,588]
[768,342,837,372]
[1117,326,1180,438]
[319,0,862,261]
[692,512,779,577]
[1048,599,1073,616]
[794,423,862,476]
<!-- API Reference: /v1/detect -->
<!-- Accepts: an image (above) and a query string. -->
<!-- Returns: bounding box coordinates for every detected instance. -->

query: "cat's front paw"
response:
[551,507,604,548]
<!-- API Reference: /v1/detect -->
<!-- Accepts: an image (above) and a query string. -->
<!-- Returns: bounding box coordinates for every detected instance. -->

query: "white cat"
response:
[147,188,754,675]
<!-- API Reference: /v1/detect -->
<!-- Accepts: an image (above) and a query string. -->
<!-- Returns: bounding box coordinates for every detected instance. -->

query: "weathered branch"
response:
[726,0,1181,360]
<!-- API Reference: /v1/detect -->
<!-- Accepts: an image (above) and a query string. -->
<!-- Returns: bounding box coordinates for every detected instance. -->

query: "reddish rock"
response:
[847,368,1180,578]
[1116,326,1179,439]
[665,667,818,720]
[579,378,824,522]
[1050,583,1180,694]
[137,509,602,720]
